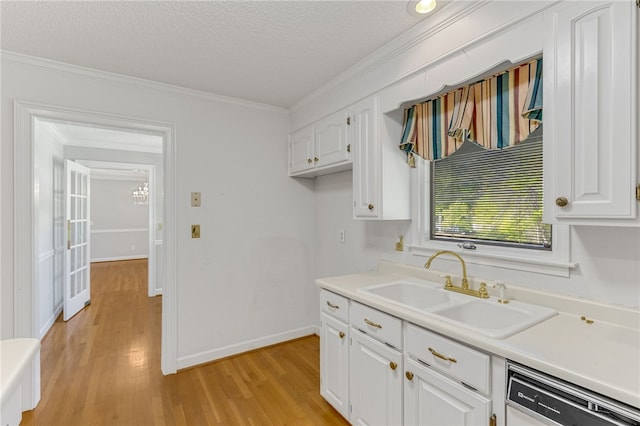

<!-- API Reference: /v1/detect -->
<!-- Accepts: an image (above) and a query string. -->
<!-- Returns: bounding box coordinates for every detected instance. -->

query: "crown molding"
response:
[289,1,486,111]
[290,0,558,115]
[1,50,288,115]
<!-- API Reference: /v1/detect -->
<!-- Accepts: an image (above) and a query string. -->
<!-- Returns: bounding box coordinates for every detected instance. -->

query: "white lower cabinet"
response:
[320,290,350,419]
[320,296,499,425]
[404,357,491,426]
[320,313,350,419]
[349,329,403,426]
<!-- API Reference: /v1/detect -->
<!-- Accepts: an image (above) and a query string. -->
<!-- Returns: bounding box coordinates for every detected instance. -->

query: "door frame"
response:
[78,160,158,298]
[14,100,178,374]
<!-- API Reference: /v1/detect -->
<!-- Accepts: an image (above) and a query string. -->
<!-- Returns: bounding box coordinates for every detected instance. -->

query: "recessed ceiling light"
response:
[414,0,437,14]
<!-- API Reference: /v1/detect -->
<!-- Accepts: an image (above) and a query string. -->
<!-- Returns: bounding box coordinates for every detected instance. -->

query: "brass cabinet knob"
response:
[555,197,569,207]
[368,204,374,210]
[389,362,398,371]
[338,331,345,339]
[314,157,319,162]
[405,371,414,381]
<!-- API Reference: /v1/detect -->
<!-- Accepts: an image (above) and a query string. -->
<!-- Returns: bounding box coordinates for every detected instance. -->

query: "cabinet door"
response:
[404,358,491,426]
[350,329,402,426]
[351,97,379,218]
[315,110,350,169]
[544,1,637,223]
[289,125,314,175]
[320,313,350,420]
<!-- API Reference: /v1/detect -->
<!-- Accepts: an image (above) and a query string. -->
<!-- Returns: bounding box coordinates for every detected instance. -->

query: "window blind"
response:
[431,138,551,249]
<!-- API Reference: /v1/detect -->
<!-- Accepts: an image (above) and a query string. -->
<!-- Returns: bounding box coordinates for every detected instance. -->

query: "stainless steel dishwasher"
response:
[506,361,640,425]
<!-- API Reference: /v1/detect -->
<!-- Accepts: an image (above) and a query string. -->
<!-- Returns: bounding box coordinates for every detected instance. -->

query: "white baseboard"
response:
[91,255,148,263]
[176,326,316,370]
[39,304,63,339]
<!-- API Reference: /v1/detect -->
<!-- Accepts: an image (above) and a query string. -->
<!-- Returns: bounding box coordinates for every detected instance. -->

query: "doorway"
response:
[14,101,178,374]
[77,161,159,299]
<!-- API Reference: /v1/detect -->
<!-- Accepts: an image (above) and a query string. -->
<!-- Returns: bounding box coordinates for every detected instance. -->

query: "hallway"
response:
[23,260,346,425]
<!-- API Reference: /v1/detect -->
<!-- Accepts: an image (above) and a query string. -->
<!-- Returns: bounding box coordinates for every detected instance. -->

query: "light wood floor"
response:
[22,259,348,426]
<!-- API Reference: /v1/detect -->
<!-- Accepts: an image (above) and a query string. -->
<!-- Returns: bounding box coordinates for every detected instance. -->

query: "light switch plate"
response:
[191,192,201,207]
[191,224,200,238]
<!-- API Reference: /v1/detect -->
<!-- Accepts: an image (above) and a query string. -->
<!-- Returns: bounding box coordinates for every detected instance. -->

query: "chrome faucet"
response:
[425,250,488,298]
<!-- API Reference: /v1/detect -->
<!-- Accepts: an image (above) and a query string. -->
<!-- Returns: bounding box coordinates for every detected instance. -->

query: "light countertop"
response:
[315,262,640,409]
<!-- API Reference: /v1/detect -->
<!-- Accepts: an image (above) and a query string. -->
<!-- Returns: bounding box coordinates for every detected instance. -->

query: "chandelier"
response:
[132,182,149,205]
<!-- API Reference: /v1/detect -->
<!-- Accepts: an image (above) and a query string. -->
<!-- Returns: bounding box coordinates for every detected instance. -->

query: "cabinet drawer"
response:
[351,301,402,350]
[320,290,349,323]
[405,323,490,394]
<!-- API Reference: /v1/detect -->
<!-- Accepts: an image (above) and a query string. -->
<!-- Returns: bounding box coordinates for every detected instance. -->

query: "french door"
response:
[64,160,91,321]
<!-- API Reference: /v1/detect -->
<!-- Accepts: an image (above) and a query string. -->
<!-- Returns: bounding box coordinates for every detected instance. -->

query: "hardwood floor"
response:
[22,259,348,425]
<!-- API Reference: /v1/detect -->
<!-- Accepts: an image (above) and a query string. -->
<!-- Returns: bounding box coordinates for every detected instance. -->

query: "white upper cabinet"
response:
[288,110,351,177]
[289,124,315,175]
[543,1,638,225]
[351,96,411,220]
[351,97,378,218]
[315,110,351,169]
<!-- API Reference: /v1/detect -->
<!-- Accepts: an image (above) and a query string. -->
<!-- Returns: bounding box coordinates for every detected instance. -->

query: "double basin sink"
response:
[357,278,556,338]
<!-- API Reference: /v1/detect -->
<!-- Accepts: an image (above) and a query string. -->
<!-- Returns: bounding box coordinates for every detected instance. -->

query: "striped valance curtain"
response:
[400,59,542,165]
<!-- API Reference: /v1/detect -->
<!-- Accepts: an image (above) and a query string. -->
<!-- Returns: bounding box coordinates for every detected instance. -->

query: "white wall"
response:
[34,120,65,338]
[315,171,640,309]
[1,55,317,369]
[90,176,149,262]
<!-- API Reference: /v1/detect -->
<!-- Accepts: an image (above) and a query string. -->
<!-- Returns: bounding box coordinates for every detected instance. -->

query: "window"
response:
[431,130,551,250]
[402,59,573,276]
[410,148,571,276]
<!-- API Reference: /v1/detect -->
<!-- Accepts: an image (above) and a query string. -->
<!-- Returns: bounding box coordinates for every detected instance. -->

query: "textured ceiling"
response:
[1,1,433,108]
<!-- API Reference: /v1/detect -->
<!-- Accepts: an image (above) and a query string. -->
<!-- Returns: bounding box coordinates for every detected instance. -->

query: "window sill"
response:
[408,243,578,278]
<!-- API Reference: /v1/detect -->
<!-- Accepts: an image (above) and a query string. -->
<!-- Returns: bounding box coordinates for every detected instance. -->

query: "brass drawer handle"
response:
[428,347,457,363]
[364,318,382,329]
[389,362,398,371]
[339,331,345,339]
[326,301,340,309]
[405,371,414,381]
